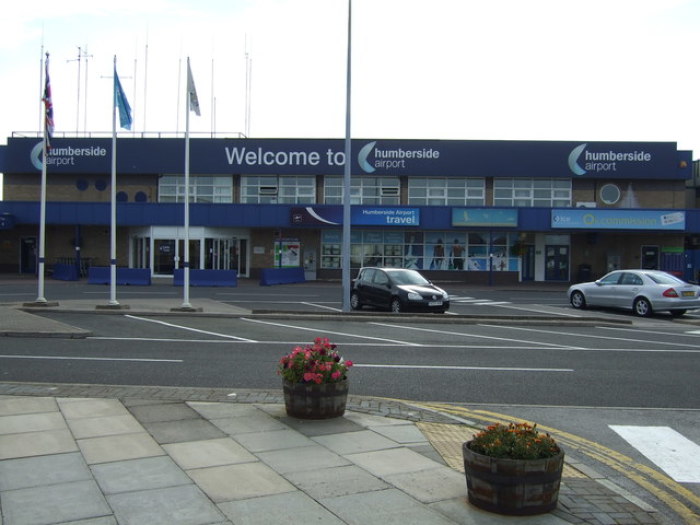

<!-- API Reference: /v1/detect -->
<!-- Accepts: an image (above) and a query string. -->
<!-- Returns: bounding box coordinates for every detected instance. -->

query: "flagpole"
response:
[35,52,51,304]
[109,55,120,306]
[341,0,352,312]
[182,57,192,309]
[36,116,48,304]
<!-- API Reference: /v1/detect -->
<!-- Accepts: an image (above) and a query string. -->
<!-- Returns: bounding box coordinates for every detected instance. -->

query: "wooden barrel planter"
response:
[282,379,348,419]
[462,441,564,515]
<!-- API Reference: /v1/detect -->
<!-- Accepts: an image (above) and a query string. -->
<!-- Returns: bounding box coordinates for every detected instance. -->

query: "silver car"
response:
[568,269,700,317]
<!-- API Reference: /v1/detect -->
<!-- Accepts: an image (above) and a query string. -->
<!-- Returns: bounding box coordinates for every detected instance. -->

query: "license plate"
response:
[428,301,443,306]
[682,291,696,297]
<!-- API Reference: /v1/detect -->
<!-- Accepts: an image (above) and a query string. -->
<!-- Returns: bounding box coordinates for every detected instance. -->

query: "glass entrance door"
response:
[204,237,248,276]
[545,245,569,281]
[154,239,176,275]
[177,239,201,270]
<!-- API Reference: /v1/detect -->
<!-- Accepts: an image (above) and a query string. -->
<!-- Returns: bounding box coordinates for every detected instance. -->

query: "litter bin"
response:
[577,264,591,283]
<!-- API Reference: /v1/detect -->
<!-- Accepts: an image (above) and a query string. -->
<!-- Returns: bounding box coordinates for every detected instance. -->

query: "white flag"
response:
[187,58,201,116]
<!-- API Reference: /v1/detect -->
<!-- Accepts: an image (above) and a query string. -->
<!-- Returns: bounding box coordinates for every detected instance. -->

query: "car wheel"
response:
[670,309,687,318]
[350,292,362,310]
[570,291,586,309]
[633,297,652,317]
[390,297,403,313]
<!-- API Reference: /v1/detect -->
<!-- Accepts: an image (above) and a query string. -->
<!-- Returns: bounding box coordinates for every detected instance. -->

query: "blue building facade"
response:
[1,135,698,283]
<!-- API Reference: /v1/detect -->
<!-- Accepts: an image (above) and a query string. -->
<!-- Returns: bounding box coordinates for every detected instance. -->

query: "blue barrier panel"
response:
[88,267,151,285]
[52,263,79,281]
[259,267,306,286]
[173,269,238,287]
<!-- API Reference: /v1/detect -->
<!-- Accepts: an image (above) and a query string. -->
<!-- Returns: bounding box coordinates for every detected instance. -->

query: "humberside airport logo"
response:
[31,141,107,170]
[358,141,440,173]
[568,143,652,176]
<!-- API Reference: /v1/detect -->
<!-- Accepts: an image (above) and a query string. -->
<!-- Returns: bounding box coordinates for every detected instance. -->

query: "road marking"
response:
[609,425,700,483]
[0,354,182,363]
[478,324,700,350]
[597,326,700,340]
[125,315,257,342]
[355,364,573,372]
[370,322,584,349]
[301,301,342,312]
[240,317,423,346]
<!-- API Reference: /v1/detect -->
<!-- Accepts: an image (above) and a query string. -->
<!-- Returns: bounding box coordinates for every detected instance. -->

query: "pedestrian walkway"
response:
[0,383,667,525]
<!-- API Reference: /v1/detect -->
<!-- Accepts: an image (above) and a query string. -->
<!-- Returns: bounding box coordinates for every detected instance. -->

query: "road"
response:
[1,277,699,523]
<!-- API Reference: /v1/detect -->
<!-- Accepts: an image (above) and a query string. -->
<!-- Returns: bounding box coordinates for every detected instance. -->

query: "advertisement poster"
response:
[274,240,301,268]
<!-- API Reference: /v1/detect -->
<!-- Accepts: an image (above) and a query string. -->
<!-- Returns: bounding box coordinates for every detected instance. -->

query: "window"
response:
[493,178,571,207]
[408,178,485,206]
[324,176,400,205]
[241,176,316,204]
[320,230,519,271]
[158,175,232,203]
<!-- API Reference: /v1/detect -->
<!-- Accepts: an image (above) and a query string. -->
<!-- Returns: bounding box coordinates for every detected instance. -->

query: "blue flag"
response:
[114,66,132,130]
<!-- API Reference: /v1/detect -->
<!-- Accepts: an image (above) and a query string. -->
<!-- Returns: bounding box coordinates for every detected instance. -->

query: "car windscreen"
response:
[390,270,430,285]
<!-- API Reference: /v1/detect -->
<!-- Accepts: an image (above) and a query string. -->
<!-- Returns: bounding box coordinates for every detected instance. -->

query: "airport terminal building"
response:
[1,135,699,283]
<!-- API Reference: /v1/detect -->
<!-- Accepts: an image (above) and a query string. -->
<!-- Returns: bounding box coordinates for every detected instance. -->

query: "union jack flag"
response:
[43,53,54,150]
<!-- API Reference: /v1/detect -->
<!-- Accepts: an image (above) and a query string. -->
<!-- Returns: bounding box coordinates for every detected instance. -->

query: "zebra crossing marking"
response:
[609,425,700,483]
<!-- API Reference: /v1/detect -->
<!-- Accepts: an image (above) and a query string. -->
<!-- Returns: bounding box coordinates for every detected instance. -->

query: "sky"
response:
[2,0,700,157]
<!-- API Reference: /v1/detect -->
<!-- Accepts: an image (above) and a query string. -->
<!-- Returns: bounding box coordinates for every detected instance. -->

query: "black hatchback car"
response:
[350,267,450,313]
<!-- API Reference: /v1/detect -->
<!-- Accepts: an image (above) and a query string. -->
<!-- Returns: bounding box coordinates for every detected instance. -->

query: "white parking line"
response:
[0,354,182,363]
[478,324,700,349]
[241,317,423,346]
[370,322,584,349]
[355,364,573,372]
[125,315,257,342]
[610,425,700,483]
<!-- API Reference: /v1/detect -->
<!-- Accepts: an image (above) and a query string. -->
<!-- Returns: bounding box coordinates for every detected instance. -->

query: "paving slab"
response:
[187,462,296,502]
[346,447,447,478]
[1,479,111,525]
[77,432,164,464]
[210,413,289,435]
[91,456,193,494]
[142,418,227,444]
[0,396,57,416]
[257,444,351,474]
[383,466,467,504]
[0,411,68,435]
[283,464,390,499]
[320,487,456,525]
[0,429,78,460]
[0,452,91,491]
[57,398,130,419]
[187,400,262,419]
[231,428,315,452]
[128,402,202,423]
[107,484,227,525]
[312,429,402,455]
[368,423,432,444]
[65,413,145,439]
[218,491,346,524]
[281,415,365,436]
[163,437,257,469]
